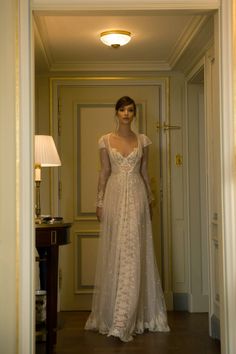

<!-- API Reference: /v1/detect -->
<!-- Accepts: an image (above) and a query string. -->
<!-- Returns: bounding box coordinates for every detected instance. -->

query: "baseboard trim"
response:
[173,293,188,311]
[164,291,173,311]
[211,314,220,340]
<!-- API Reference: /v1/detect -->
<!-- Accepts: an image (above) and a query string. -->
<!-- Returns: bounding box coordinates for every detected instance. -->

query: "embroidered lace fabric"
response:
[85,133,170,342]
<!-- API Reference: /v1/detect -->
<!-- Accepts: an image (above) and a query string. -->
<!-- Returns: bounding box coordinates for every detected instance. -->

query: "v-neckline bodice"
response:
[108,132,139,158]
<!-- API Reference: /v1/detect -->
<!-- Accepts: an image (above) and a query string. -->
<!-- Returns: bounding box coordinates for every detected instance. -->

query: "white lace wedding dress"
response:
[85,133,169,342]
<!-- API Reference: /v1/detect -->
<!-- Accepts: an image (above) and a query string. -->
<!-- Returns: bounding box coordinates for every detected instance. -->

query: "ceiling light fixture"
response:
[100,30,131,48]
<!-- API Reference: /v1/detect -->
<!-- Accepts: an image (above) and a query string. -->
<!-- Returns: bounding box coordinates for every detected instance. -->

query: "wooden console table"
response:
[36,223,71,354]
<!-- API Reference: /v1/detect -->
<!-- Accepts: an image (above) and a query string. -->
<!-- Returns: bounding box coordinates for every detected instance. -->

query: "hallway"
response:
[37,311,220,354]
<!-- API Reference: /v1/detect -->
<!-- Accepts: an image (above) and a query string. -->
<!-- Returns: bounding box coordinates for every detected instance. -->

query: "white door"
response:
[55,81,171,310]
[184,49,221,339]
[187,69,209,312]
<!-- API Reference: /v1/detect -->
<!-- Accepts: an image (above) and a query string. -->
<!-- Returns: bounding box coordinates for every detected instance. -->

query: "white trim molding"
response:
[32,0,220,11]
[19,1,35,354]
[219,0,236,353]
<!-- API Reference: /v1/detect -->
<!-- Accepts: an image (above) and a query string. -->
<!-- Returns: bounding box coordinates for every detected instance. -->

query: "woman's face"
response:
[116,103,135,126]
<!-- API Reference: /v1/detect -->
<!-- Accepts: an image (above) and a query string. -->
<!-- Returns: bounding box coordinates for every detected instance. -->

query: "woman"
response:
[85,96,169,342]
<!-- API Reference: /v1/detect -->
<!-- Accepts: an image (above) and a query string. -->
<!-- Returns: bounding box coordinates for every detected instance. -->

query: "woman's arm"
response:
[96,147,111,221]
[140,146,154,217]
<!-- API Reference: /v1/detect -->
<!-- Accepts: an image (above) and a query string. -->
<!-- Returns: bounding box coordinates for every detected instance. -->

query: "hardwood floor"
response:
[37,311,221,354]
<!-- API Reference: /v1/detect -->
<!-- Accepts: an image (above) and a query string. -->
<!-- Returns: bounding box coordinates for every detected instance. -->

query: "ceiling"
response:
[34,10,213,73]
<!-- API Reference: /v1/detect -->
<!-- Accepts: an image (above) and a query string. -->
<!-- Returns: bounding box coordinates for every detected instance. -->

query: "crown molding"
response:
[33,15,54,69]
[33,19,51,70]
[168,14,209,68]
[174,14,214,73]
[32,0,220,11]
[49,60,171,72]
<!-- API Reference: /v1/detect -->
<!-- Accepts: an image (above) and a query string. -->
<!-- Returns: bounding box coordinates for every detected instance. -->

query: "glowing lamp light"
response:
[100,30,131,48]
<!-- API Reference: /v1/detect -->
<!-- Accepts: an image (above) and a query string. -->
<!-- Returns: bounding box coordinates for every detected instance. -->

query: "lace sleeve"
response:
[140,134,152,148]
[140,145,154,204]
[96,138,111,207]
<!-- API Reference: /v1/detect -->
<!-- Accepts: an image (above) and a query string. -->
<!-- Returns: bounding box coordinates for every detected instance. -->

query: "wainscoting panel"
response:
[75,231,99,294]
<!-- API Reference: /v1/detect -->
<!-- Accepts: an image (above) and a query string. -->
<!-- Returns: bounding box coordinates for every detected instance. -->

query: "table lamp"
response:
[35,135,61,222]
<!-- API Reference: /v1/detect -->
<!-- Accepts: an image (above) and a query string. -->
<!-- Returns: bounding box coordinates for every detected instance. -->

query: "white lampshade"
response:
[35,135,61,167]
[100,30,131,48]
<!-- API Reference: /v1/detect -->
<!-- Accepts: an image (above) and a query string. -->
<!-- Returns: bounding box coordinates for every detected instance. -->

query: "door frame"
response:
[186,62,210,314]
[18,1,235,353]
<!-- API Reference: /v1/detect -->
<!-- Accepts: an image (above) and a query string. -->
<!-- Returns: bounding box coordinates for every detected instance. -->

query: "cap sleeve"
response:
[98,135,106,149]
[140,134,152,147]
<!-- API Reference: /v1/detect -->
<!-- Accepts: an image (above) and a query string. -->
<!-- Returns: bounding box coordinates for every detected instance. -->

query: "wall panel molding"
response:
[74,231,99,294]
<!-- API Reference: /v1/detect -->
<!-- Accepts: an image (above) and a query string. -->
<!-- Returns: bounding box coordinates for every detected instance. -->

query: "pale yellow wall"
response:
[0,1,18,353]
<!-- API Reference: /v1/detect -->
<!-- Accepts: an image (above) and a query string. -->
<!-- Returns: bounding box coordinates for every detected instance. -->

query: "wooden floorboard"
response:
[37,311,221,354]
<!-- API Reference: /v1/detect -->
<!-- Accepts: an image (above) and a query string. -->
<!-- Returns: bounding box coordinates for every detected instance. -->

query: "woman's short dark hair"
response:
[115,96,136,116]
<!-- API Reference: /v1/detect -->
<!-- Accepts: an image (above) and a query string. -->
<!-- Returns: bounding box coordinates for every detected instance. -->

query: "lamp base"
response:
[35,216,42,224]
[35,180,41,222]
